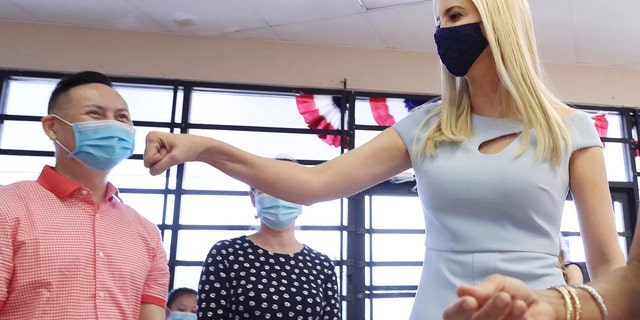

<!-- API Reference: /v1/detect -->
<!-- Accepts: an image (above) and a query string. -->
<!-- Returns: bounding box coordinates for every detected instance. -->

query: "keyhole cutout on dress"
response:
[478,132,522,154]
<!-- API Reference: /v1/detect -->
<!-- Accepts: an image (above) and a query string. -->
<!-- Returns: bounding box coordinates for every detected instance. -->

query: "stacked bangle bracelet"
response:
[548,284,609,320]
[549,285,579,320]
[571,284,609,320]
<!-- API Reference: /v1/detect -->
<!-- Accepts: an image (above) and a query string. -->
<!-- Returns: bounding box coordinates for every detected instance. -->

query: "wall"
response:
[1,21,638,108]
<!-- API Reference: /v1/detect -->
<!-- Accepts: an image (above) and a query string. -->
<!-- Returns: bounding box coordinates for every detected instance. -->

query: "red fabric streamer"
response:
[295,94,348,148]
[592,114,608,148]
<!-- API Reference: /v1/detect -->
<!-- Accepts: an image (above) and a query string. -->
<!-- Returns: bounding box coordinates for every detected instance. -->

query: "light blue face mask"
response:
[255,193,302,230]
[53,114,135,172]
[167,311,197,320]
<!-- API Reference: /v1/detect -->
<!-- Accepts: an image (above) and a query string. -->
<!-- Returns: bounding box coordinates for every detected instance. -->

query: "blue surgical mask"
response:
[167,311,197,320]
[434,22,489,77]
[53,114,135,172]
[255,194,302,230]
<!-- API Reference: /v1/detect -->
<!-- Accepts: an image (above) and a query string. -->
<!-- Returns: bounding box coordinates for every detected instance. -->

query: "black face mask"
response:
[434,22,489,77]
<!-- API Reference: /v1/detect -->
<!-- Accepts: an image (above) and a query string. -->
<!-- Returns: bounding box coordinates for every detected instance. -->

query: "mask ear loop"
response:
[50,114,74,155]
[250,189,260,219]
[51,114,73,126]
[54,140,72,154]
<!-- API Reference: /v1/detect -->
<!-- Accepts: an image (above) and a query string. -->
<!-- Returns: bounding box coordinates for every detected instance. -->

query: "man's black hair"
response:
[47,71,113,113]
[166,287,197,309]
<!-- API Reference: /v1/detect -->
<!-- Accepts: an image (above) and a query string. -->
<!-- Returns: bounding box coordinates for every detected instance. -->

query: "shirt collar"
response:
[37,165,119,200]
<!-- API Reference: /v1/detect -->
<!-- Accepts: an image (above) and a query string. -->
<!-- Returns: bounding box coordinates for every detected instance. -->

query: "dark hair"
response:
[167,287,197,309]
[47,71,113,113]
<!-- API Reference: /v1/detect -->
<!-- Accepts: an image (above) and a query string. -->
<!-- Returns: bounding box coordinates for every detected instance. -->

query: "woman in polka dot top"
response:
[197,177,341,320]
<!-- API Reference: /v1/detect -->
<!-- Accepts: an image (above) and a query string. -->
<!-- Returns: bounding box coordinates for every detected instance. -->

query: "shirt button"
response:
[98,251,104,258]
[81,190,88,195]
[98,292,105,298]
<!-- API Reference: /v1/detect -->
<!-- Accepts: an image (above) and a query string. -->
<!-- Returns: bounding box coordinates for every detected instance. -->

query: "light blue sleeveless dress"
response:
[391,102,602,319]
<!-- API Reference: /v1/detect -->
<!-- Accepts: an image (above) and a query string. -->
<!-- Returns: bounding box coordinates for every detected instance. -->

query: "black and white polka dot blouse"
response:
[197,236,341,320]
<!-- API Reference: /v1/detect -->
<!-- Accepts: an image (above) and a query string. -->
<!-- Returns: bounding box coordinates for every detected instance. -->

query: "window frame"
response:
[1,69,637,320]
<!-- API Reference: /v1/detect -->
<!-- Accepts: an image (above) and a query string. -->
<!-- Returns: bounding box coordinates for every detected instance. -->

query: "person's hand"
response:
[443,274,557,320]
[444,291,526,320]
[144,131,207,175]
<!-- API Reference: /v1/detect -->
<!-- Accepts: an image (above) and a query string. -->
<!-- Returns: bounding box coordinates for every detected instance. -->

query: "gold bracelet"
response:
[564,285,581,320]
[571,284,609,320]
[549,285,574,320]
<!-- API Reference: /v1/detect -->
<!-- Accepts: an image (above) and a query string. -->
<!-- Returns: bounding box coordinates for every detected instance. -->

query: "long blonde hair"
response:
[419,0,571,166]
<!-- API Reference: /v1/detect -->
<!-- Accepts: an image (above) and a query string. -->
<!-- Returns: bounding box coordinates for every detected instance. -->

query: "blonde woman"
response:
[143,0,625,318]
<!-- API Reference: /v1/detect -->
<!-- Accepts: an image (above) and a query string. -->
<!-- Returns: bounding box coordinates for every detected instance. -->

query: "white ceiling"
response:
[1,0,639,70]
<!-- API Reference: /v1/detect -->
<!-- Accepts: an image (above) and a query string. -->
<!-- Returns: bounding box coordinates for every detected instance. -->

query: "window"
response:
[1,70,637,319]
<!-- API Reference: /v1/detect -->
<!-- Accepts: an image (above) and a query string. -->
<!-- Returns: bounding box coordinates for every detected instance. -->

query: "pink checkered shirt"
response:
[0,166,169,319]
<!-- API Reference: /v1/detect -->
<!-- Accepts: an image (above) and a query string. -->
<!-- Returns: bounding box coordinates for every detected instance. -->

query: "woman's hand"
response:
[144,131,211,176]
[443,275,558,320]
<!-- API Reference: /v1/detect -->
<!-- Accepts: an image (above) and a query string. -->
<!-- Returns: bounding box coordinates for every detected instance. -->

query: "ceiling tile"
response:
[6,0,166,32]
[125,0,266,35]
[271,14,386,49]
[360,0,431,10]
[528,0,578,64]
[221,27,283,42]
[0,0,39,21]
[244,0,364,26]
[0,0,637,70]
[573,0,640,67]
[366,2,435,52]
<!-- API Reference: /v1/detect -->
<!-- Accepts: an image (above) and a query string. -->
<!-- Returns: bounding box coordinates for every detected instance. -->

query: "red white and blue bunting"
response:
[295,94,348,148]
[591,114,608,148]
[295,96,611,151]
[369,98,423,126]
[296,95,427,147]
